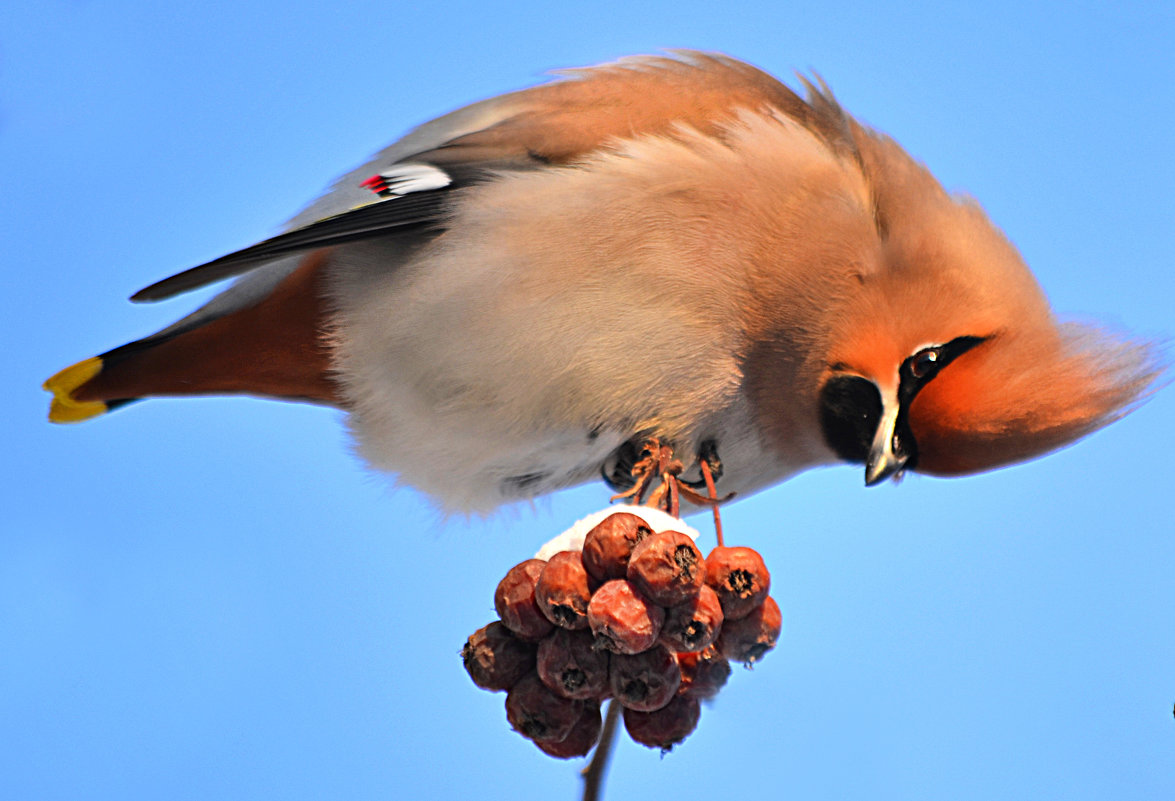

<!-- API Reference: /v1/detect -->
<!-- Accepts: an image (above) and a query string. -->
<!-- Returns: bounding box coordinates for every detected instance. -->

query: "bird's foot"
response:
[610,438,734,524]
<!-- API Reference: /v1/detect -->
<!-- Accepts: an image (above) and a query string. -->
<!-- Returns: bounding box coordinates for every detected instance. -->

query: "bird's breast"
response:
[324,126,870,511]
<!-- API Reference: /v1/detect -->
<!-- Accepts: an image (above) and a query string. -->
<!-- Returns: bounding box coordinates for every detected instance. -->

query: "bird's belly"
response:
[338,342,823,513]
[325,215,831,512]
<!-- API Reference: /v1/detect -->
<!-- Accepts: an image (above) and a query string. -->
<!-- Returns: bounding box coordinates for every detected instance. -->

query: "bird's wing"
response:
[130,191,449,301]
[133,51,833,302]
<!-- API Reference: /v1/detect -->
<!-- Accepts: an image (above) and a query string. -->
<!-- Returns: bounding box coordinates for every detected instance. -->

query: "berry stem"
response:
[580,699,621,801]
[699,458,724,547]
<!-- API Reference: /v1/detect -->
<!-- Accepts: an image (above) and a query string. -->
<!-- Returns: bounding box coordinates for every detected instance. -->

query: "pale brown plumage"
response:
[44,52,1161,512]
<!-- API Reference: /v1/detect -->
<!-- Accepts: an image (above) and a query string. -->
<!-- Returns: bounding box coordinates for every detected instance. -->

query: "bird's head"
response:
[818,194,1162,485]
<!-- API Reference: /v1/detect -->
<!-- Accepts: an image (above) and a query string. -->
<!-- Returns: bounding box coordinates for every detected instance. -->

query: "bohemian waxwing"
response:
[44,52,1161,513]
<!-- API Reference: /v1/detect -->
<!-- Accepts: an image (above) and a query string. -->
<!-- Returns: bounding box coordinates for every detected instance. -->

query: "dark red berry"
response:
[627,530,705,607]
[505,672,586,743]
[609,644,680,712]
[659,583,724,653]
[705,546,771,620]
[717,595,782,665]
[536,628,610,700]
[623,694,701,751]
[534,701,603,759]
[587,579,664,654]
[495,559,554,641]
[535,551,593,630]
[676,644,731,699]
[461,621,536,692]
[581,512,653,582]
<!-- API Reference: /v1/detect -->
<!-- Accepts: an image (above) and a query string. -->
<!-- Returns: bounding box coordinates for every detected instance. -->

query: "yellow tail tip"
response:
[43,357,108,423]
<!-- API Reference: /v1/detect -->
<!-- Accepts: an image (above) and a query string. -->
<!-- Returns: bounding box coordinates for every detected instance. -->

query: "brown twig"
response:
[581,700,621,801]
[699,458,725,547]
[584,441,734,800]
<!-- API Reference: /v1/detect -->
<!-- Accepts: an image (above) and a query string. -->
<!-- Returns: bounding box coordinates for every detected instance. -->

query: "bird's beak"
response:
[865,399,907,486]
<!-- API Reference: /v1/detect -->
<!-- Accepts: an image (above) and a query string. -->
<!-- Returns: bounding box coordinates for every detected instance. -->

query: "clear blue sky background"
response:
[3,2,1172,799]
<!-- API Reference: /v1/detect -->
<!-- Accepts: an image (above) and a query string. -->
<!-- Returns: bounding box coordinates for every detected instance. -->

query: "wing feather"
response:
[132,191,448,301]
[132,52,849,302]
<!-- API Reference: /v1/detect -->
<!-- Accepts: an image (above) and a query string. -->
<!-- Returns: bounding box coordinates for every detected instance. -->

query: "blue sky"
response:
[3,2,1172,799]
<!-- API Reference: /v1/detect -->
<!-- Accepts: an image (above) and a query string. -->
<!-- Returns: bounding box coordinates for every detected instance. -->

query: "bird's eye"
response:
[910,348,940,379]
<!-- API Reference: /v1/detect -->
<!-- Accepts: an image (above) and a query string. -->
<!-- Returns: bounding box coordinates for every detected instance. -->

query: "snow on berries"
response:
[461,504,781,758]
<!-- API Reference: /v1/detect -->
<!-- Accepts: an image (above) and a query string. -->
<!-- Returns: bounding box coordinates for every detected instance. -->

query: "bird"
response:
[43,51,1161,513]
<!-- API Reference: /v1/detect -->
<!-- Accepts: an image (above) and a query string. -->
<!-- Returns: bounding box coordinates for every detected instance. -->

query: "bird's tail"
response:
[45,342,161,423]
[43,251,343,423]
[44,355,126,422]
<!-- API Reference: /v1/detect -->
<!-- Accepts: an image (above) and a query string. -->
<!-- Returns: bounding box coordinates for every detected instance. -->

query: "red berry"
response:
[581,512,653,582]
[495,559,554,641]
[717,595,782,665]
[505,672,586,743]
[609,644,681,712]
[659,584,724,653]
[534,701,603,759]
[535,551,593,630]
[623,694,701,751]
[705,546,771,620]
[676,644,731,699]
[461,621,537,692]
[587,579,664,654]
[627,530,705,607]
[536,628,610,700]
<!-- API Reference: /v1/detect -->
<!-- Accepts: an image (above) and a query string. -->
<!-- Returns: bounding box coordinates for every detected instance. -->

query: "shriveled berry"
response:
[705,546,771,620]
[461,621,536,692]
[587,579,664,654]
[535,551,593,630]
[609,644,680,712]
[581,512,653,582]
[537,628,610,700]
[534,701,603,759]
[676,644,731,699]
[505,672,586,743]
[495,559,554,641]
[659,584,724,653]
[623,694,701,751]
[627,530,705,607]
[717,595,782,665]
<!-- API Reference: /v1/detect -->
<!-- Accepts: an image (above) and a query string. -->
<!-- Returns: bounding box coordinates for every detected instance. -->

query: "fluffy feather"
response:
[44,52,1163,511]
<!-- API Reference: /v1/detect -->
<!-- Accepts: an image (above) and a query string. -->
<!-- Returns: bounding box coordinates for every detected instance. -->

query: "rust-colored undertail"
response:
[45,250,342,422]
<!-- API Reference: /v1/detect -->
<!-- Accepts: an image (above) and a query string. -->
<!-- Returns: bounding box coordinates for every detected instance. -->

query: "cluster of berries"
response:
[462,509,781,757]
